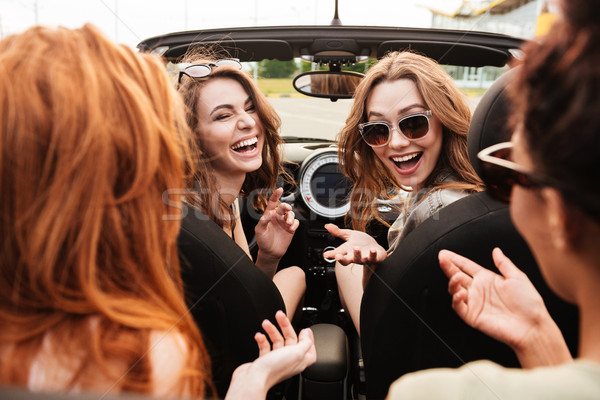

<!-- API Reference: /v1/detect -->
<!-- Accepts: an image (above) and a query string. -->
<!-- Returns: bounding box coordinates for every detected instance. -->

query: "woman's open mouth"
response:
[392,152,422,171]
[231,137,258,154]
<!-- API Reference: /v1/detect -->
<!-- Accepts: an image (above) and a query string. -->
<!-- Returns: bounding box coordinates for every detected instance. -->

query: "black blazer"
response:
[178,207,285,397]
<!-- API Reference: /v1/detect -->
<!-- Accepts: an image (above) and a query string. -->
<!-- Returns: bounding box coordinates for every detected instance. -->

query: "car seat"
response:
[359,68,580,400]
[178,207,287,397]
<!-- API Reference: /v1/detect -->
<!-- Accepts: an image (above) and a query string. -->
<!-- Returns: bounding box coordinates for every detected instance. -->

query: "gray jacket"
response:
[387,174,468,253]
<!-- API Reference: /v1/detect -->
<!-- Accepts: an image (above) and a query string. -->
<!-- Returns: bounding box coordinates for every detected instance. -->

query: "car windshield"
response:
[238,60,505,141]
[4,0,553,142]
[153,0,555,142]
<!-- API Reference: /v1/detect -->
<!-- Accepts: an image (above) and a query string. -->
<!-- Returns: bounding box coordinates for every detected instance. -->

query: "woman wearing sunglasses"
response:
[325,51,483,334]
[177,55,306,319]
[387,0,600,397]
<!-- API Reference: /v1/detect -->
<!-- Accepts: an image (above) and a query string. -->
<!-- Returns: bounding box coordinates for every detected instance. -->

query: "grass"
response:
[460,88,487,97]
[256,78,295,94]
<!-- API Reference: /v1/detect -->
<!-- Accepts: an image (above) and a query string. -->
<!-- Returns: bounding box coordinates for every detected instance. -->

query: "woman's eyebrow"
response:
[397,104,427,115]
[210,104,233,116]
[209,97,253,116]
[367,104,426,119]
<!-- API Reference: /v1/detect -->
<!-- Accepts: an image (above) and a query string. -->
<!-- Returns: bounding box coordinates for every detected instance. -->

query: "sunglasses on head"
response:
[477,142,555,203]
[358,110,432,147]
[178,58,242,84]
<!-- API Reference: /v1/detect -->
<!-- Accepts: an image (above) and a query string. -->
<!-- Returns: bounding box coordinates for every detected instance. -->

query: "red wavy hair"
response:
[0,25,213,397]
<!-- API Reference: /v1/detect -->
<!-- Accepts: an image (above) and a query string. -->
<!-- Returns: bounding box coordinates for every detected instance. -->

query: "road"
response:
[267,97,352,141]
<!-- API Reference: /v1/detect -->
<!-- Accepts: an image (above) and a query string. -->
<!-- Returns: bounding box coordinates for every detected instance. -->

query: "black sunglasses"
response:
[178,58,242,84]
[358,110,432,147]
[477,142,555,203]
[479,142,600,225]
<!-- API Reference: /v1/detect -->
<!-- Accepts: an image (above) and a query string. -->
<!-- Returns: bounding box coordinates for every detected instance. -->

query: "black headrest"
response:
[467,67,518,177]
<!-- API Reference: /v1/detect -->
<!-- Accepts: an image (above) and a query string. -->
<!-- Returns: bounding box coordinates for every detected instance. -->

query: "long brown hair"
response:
[0,25,213,396]
[338,51,483,232]
[178,52,285,226]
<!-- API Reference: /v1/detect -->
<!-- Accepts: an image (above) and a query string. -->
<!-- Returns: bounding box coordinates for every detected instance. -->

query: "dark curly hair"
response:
[510,1,600,224]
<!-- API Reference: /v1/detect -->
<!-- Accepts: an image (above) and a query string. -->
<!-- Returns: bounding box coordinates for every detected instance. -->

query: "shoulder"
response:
[411,185,468,223]
[149,330,189,397]
[388,360,600,400]
[424,187,468,214]
[387,185,469,251]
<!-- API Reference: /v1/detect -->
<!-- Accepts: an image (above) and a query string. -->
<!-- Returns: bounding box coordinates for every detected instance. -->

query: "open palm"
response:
[439,248,551,350]
[323,223,387,266]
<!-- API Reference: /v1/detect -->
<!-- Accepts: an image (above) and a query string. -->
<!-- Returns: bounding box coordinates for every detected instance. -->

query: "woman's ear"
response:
[541,187,581,250]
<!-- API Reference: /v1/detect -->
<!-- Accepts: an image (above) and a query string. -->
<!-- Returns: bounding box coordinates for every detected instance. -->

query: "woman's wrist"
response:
[243,368,270,400]
[255,250,280,279]
[257,248,282,262]
[226,364,270,400]
[512,314,572,368]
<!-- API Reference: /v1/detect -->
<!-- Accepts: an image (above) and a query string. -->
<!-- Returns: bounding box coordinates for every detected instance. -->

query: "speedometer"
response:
[298,149,351,219]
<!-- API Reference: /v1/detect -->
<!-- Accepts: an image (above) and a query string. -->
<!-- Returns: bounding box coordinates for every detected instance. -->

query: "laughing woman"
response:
[177,56,306,318]
[325,51,484,334]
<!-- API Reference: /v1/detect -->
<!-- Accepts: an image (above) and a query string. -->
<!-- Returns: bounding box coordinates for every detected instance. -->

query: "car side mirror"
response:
[293,71,363,101]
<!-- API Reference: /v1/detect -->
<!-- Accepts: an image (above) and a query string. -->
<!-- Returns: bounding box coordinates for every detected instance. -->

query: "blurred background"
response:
[1,0,557,50]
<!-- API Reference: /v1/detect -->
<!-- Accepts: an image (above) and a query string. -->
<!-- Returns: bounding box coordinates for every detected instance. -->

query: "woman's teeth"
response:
[231,137,258,152]
[392,153,420,163]
[392,152,422,170]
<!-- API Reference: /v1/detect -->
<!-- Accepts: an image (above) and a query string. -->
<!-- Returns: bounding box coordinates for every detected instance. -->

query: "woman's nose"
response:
[237,112,256,129]
[387,126,410,148]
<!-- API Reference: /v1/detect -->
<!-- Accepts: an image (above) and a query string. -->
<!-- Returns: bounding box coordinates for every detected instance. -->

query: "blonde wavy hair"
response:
[178,52,286,226]
[338,51,483,232]
[0,25,213,396]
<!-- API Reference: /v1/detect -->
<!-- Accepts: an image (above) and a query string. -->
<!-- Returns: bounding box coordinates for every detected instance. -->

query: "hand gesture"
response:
[323,223,387,266]
[226,311,316,399]
[439,248,571,367]
[255,188,299,262]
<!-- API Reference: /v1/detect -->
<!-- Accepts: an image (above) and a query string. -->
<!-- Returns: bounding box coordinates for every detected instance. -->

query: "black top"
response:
[177,205,285,397]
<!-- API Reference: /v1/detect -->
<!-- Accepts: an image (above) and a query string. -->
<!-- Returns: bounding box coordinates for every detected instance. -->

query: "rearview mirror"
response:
[293,71,363,100]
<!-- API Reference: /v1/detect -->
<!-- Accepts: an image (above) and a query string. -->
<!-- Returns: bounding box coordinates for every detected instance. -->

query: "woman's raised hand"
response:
[323,223,387,266]
[255,188,299,267]
[438,248,572,367]
[226,311,316,399]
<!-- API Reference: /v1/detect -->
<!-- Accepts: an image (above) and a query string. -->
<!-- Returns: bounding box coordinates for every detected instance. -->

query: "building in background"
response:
[423,0,556,90]
[425,0,540,39]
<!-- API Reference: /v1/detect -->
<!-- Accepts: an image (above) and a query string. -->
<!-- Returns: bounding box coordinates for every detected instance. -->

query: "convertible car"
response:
[133,14,579,400]
[137,22,522,306]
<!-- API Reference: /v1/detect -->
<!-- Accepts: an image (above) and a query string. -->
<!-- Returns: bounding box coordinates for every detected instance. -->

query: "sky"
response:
[0,0,462,49]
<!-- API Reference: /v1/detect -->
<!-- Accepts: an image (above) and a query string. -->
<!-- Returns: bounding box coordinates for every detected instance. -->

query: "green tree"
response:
[258,59,297,78]
[300,61,328,73]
